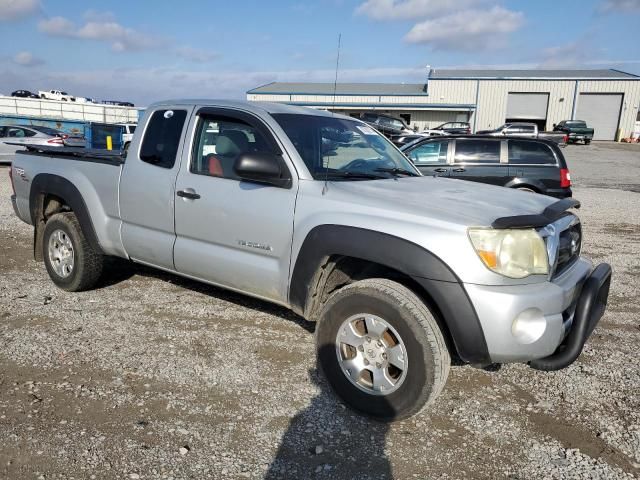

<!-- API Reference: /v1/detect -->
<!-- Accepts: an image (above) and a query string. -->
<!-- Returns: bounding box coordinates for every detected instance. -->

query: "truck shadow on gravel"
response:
[99,259,316,333]
[265,360,393,480]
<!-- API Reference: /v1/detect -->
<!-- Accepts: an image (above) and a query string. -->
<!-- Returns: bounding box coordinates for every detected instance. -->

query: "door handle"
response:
[434,168,448,173]
[177,190,201,200]
[452,168,466,172]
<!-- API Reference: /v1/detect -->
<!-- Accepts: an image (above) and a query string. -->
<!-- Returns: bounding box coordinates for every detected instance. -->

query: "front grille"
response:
[555,222,581,276]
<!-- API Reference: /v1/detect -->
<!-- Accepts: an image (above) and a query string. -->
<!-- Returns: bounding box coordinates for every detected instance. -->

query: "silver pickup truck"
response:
[476,122,568,145]
[9,100,611,420]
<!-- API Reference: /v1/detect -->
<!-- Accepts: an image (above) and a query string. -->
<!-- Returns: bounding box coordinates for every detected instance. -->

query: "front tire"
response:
[43,212,104,291]
[316,279,450,420]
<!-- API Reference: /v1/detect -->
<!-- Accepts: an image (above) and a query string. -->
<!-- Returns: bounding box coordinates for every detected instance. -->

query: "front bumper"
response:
[464,257,611,364]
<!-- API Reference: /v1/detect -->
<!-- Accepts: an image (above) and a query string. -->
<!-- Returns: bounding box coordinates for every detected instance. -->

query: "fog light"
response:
[512,308,546,344]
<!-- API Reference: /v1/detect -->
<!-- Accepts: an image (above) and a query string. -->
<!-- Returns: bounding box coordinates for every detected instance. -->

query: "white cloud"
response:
[38,16,75,35]
[13,51,44,67]
[539,42,590,67]
[38,16,164,52]
[0,0,39,21]
[599,0,640,12]
[404,6,524,51]
[355,0,482,21]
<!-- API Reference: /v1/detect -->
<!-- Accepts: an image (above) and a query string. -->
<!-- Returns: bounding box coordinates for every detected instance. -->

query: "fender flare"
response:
[289,225,490,363]
[29,173,104,256]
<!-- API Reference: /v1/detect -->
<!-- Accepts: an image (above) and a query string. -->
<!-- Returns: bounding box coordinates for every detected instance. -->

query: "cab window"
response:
[191,116,274,180]
[139,109,187,169]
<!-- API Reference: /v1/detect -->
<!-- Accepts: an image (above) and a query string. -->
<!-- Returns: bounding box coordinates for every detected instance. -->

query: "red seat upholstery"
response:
[207,155,223,177]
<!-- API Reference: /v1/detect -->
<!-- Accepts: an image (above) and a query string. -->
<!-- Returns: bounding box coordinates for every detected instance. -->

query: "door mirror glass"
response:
[234,152,291,188]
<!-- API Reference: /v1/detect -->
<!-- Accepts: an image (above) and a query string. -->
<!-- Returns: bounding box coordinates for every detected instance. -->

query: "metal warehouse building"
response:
[247,69,640,140]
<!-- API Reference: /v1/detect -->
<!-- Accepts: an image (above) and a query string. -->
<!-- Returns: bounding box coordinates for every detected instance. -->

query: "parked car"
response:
[11,89,40,99]
[360,112,414,138]
[39,90,75,102]
[432,121,471,135]
[9,101,610,420]
[390,130,445,147]
[401,135,572,198]
[119,123,137,150]
[0,125,85,162]
[74,97,95,104]
[102,100,135,107]
[553,120,594,144]
[476,122,567,145]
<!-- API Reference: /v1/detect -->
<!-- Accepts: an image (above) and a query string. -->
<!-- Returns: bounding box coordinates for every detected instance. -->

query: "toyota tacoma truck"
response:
[8,100,611,420]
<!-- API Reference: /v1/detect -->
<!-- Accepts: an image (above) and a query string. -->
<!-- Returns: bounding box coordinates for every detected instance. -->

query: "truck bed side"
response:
[11,149,127,258]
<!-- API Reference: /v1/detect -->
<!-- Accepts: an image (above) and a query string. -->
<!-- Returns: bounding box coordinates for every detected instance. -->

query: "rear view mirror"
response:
[234,152,291,188]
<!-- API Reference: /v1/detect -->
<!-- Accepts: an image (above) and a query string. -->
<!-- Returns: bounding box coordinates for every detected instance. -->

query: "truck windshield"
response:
[272,114,418,180]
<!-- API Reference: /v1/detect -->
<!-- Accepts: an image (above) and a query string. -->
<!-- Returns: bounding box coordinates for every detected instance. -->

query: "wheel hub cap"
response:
[48,229,74,278]
[335,314,408,396]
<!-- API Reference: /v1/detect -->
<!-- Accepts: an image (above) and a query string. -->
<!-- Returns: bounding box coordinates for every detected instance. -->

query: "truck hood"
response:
[326,176,557,228]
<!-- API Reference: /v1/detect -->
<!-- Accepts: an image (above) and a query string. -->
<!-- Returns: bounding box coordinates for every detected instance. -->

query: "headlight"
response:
[468,228,549,279]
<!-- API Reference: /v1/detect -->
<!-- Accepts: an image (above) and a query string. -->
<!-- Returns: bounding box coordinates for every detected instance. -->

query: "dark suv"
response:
[432,121,471,135]
[401,135,572,198]
[360,112,414,138]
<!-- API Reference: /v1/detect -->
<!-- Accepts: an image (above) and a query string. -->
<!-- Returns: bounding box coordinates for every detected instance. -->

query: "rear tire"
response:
[43,212,104,291]
[316,278,450,421]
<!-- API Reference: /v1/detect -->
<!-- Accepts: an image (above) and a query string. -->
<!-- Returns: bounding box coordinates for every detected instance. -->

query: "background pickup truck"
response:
[9,100,611,420]
[39,90,75,102]
[476,122,567,145]
[553,120,595,144]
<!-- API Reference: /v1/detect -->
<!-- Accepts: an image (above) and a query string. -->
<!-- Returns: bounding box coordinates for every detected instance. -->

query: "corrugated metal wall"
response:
[474,80,575,131]
[578,81,640,138]
[0,96,140,124]
[474,80,640,136]
[248,78,640,138]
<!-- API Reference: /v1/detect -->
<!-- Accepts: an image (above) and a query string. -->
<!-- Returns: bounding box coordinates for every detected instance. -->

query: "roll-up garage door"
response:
[506,93,549,120]
[576,93,623,140]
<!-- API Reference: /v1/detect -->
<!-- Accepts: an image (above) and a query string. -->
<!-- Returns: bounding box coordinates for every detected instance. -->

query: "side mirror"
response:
[553,123,557,128]
[234,152,291,188]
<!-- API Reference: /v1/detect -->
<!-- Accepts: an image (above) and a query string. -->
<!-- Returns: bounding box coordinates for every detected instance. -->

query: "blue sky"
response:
[0,0,638,105]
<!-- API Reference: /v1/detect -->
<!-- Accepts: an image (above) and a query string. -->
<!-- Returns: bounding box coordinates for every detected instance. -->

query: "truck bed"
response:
[11,146,127,257]
[13,144,125,165]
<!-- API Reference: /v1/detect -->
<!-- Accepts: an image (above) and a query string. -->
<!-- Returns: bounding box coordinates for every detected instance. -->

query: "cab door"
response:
[172,108,297,304]
[120,106,191,270]
[405,139,451,177]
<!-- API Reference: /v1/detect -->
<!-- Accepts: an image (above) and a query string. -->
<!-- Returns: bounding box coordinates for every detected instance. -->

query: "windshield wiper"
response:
[318,170,387,180]
[374,167,420,177]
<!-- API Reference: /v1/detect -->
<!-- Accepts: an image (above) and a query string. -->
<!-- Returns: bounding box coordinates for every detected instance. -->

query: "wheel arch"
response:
[29,173,104,261]
[504,177,544,193]
[289,225,490,364]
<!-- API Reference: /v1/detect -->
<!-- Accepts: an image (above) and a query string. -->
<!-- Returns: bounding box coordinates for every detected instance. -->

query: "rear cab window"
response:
[140,109,188,169]
[454,139,501,163]
[508,140,557,165]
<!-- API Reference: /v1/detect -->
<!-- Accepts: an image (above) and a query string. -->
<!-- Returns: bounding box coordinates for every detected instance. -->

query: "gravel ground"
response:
[0,142,639,480]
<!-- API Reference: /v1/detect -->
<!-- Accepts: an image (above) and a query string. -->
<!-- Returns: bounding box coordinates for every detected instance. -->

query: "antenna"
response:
[323,32,341,195]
